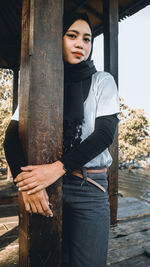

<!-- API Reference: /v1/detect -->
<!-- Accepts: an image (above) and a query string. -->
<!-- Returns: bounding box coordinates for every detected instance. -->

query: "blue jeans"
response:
[62,168,110,267]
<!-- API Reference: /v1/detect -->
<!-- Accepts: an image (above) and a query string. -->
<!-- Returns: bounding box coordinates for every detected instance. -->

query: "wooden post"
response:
[12,68,18,113]
[103,0,119,225]
[19,0,63,266]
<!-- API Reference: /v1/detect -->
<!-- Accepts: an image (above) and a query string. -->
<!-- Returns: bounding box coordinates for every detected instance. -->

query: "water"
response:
[119,168,150,203]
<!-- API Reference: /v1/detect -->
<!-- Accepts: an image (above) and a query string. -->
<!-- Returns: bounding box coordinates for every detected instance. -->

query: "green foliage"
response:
[119,98,150,166]
[0,69,13,167]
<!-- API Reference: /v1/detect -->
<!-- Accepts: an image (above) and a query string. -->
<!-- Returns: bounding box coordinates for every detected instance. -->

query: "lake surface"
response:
[119,168,150,203]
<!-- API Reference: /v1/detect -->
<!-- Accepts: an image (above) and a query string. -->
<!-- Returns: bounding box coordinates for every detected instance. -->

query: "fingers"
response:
[27,185,44,195]
[14,172,33,183]
[21,165,39,171]
[43,190,49,202]
[21,192,32,214]
[17,181,38,191]
[22,190,53,218]
[32,201,47,217]
[43,190,53,215]
[30,201,38,214]
[24,199,47,217]
[40,198,53,217]
[24,201,32,214]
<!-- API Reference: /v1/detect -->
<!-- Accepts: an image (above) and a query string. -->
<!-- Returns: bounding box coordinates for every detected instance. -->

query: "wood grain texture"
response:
[19,0,63,266]
[103,0,119,225]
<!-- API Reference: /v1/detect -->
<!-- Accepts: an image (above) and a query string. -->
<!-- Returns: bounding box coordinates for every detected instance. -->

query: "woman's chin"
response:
[64,55,84,64]
[69,58,83,64]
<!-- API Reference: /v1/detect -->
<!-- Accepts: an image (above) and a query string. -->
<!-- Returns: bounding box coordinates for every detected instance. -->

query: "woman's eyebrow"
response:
[67,29,92,37]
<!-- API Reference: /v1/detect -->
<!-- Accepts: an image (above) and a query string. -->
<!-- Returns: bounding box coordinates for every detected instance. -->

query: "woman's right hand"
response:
[21,189,53,217]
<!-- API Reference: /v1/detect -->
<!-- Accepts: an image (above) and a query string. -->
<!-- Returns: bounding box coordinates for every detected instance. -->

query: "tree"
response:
[0,69,13,167]
[119,98,150,167]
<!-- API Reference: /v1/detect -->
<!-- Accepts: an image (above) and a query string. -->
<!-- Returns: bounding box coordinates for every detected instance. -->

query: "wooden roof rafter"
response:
[119,0,150,20]
[72,0,103,20]
[71,0,89,12]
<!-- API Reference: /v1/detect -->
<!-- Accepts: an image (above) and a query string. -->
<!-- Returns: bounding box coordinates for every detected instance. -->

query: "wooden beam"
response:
[19,0,63,266]
[103,0,118,82]
[83,5,103,20]
[103,0,119,225]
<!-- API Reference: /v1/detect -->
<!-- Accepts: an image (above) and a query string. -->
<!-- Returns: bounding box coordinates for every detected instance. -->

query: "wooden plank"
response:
[109,255,150,267]
[110,215,150,237]
[0,222,18,233]
[103,0,119,225]
[0,226,18,250]
[0,216,18,224]
[0,242,19,267]
[0,203,19,266]
[0,196,18,205]
[0,204,18,218]
[108,215,150,264]
[109,230,150,250]
[108,240,150,264]
[19,0,63,266]
[117,197,150,219]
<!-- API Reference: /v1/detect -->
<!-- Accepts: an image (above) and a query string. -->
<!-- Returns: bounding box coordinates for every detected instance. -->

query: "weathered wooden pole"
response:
[12,68,19,113]
[103,0,119,225]
[19,0,63,266]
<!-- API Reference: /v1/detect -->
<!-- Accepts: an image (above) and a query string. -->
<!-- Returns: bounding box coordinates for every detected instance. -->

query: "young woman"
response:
[4,13,119,267]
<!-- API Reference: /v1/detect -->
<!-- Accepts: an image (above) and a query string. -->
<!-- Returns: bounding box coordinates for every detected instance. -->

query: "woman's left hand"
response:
[14,161,66,195]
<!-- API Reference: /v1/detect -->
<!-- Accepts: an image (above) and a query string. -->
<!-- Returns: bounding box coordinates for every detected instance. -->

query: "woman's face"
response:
[63,19,92,64]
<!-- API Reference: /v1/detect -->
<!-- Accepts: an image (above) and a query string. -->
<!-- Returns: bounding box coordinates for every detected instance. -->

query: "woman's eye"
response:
[84,38,91,43]
[66,34,76,39]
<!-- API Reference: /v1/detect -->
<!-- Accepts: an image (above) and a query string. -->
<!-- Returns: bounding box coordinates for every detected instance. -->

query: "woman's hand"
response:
[14,160,66,195]
[21,189,53,217]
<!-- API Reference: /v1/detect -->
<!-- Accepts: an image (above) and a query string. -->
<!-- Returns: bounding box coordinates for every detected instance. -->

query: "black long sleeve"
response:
[3,114,119,178]
[61,114,119,172]
[3,120,27,179]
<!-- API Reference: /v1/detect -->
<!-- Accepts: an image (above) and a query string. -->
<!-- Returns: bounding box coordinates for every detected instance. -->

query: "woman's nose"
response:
[75,39,84,49]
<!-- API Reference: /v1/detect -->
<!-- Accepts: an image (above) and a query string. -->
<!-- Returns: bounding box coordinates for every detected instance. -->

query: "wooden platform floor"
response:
[0,204,19,267]
[108,214,150,266]
[1,173,150,266]
[0,203,150,266]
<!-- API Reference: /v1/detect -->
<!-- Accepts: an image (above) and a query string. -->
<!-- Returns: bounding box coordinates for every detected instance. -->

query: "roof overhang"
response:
[0,0,150,69]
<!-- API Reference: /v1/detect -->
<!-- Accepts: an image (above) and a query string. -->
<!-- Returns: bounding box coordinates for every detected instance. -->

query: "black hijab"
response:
[63,12,97,153]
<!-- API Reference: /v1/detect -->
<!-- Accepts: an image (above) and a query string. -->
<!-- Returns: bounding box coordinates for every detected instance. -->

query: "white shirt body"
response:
[81,71,120,168]
[11,71,120,168]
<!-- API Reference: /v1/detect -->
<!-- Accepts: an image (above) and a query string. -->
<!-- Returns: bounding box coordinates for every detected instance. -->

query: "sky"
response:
[92,5,150,120]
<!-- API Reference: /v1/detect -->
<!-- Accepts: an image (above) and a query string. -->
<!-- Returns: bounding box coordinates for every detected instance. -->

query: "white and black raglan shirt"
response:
[4,71,120,178]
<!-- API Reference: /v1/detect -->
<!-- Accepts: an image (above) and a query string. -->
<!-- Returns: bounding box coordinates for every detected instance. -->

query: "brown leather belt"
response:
[72,168,107,192]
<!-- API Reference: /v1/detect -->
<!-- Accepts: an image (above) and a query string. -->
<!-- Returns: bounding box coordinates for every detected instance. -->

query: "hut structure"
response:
[0,0,150,266]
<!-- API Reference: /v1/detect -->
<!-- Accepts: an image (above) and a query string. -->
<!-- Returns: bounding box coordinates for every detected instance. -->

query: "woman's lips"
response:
[72,52,84,57]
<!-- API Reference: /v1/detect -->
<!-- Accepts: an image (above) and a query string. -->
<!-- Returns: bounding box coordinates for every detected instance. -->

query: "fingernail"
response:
[18,188,21,191]
[27,192,30,195]
[46,215,50,218]
[14,179,16,182]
